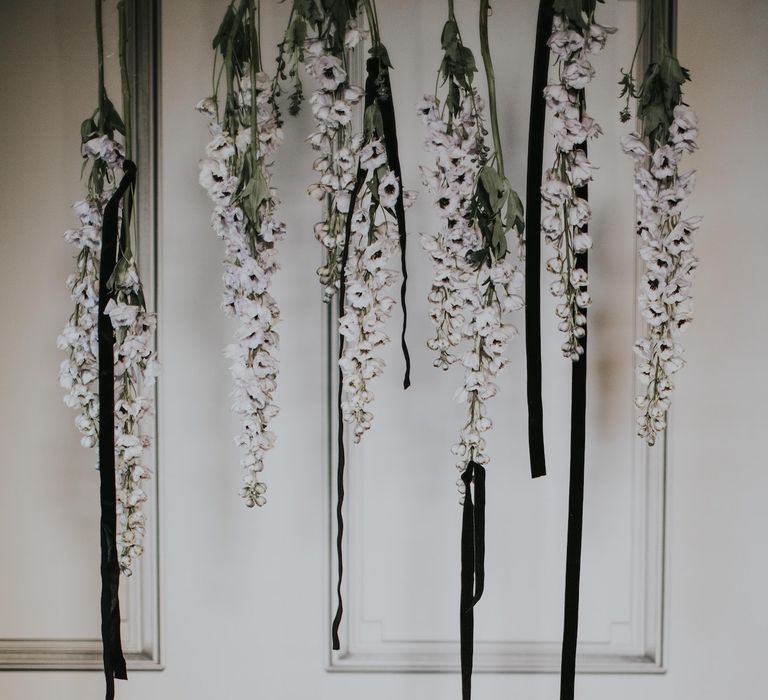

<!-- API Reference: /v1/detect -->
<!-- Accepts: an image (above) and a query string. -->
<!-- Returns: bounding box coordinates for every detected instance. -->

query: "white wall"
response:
[0,1,766,698]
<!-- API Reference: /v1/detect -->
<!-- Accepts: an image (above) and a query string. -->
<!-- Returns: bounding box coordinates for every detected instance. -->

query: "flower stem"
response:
[95,0,105,113]
[118,0,132,161]
[479,0,503,176]
[362,0,381,46]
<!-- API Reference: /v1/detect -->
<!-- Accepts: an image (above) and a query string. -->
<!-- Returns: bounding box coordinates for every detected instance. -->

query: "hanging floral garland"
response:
[619,6,699,447]
[418,1,525,697]
[419,0,524,492]
[198,0,285,507]
[541,4,615,360]
[275,0,413,440]
[58,1,157,697]
[270,0,413,649]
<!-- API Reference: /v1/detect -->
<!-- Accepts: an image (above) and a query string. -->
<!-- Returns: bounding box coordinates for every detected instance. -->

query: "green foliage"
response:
[236,149,271,234]
[621,52,690,147]
[438,18,477,118]
[469,166,525,266]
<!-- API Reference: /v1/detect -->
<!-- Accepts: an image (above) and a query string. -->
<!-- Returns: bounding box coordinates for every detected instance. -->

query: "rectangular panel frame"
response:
[324,0,674,675]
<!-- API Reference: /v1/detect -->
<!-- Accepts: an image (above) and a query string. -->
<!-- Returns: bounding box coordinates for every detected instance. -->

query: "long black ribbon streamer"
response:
[525,0,554,480]
[331,58,378,651]
[460,461,486,700]
[559,152,588,700]
[98,160,136,700]
[377,60,411,389]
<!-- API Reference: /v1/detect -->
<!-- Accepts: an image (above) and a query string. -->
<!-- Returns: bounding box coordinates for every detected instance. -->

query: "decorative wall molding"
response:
[324,0,672,675]
[0,0,162,672]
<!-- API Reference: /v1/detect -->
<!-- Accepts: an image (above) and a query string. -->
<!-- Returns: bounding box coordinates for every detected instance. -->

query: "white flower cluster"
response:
[622,106,699,446]
[338,142,411,442]
[58,134,157,576]
[105,284,158,575]
[418,93,524,477]
[304,22,368,301]
[197,68,285,508]
[542,15,615,360]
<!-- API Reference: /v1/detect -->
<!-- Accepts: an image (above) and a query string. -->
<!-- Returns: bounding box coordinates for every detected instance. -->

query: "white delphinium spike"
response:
[197,63,285,507]
[303,38,366,301]
[543,13,615,360]
[623,105,699,446]
[59,133,157,576]
[419,91,524,485]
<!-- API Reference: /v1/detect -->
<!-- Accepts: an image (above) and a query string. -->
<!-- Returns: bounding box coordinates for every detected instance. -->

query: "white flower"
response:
[562,56,595,89]
[309,54,347,91]
[378,171,400,209]
[585,23,617,53]
[548,30,585,59]
[343,19,369,49]
[621,132,651,160]
[360,139,387,171]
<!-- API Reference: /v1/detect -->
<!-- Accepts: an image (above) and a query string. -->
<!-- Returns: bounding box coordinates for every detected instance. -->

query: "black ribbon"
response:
[331,59,378,652]
[98,160,136,700]
[376,58,411,389]
[525,0,554,480]
[460,461,486,700]
[560,153,588,700]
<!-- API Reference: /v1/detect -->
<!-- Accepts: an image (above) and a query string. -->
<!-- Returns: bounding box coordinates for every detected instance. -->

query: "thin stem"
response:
[117,0,134,259]
[479,0,503,176]
[95,0,105,112]
[448,0,455,19]
[249,0,260,150]
[362,0,380,45]
[257,0,262,70]
[118,0,132,160]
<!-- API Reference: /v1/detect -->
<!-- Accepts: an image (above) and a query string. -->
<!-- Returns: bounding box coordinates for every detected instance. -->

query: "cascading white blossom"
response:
[622,105,699,446]
[418,91,525,476]
[337,142,413,442]
[58,134,157,575]
[542,15,615,360]
[198,66,285,508]
[285,15,412,443]
[303,24,367,301]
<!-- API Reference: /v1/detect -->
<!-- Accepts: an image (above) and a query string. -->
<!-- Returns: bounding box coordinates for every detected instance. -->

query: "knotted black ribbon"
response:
[331,58,378,651]
[376,58,411,389]
[98,159,135,700]
[560,152,589,700]
[525,0,554,480]
[460,460,486,700]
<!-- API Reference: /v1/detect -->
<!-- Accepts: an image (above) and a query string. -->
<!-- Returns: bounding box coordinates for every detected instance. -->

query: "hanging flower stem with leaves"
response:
[419,0,525,487]
[275,0,413,442]
[418,2,525,698]
[58,1,157,697]
[619,0,699,446]
[198,0,285,506]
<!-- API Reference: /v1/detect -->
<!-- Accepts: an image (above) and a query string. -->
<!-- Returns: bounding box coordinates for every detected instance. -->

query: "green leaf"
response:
[212,3,236,53]
[505,188,525,234]
[364,103,384,138]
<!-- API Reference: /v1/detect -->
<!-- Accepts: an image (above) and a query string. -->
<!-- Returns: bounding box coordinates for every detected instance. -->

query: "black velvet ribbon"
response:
[331,58,378,652]
[376,58,411,389]
[459,460,486,700]
[525,0,554,480]
[560,154,589,700]
[98,159,136,700]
